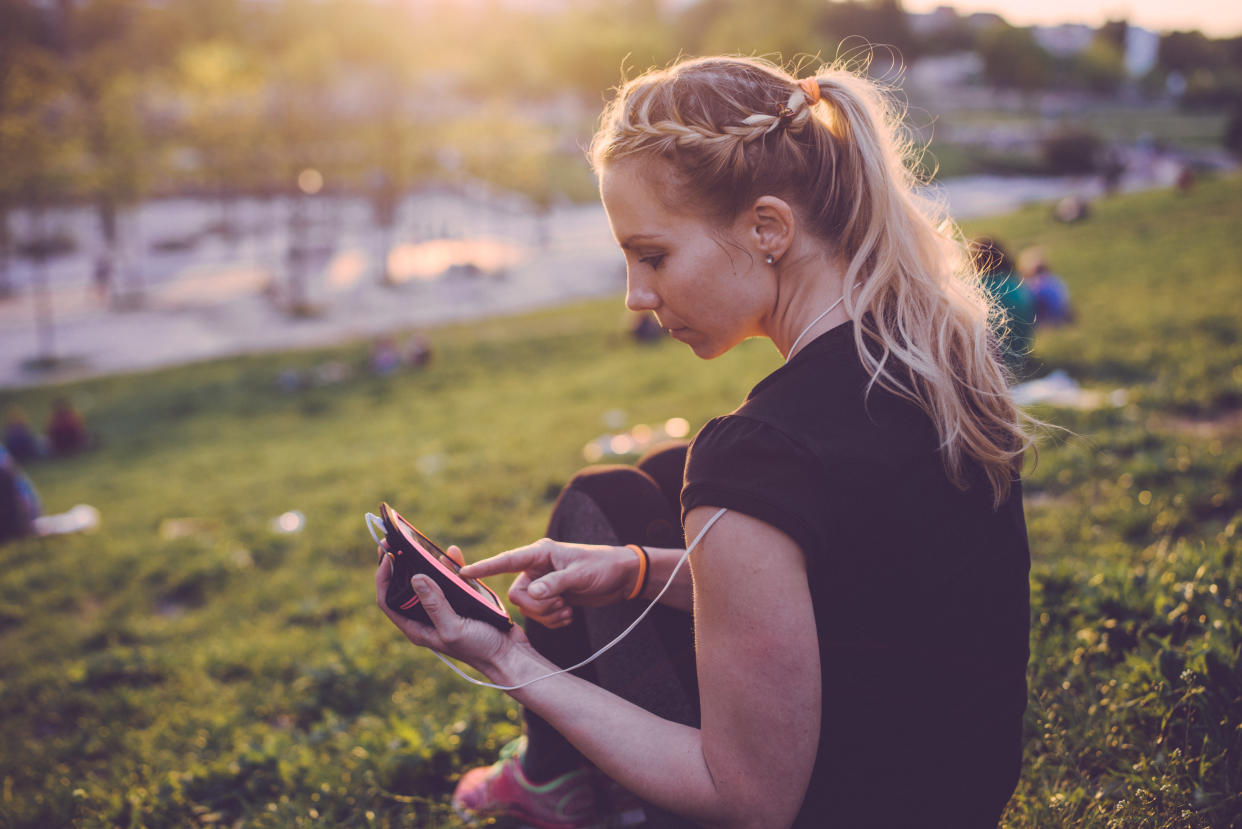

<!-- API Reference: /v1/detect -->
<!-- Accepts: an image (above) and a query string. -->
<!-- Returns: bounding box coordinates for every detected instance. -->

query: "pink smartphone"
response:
[376,503,512,631]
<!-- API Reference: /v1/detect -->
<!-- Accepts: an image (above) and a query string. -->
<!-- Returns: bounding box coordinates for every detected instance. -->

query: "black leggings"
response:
[522,443,699,821]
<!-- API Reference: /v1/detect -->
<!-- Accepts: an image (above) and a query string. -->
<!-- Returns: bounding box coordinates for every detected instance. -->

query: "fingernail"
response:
[529,582,547,598]
[411,575,430,593]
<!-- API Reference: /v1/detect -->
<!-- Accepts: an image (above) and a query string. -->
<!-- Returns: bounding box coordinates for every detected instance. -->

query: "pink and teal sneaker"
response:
[452,737,645,829]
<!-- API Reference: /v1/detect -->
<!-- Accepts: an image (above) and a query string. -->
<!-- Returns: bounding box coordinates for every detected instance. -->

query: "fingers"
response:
[444,544,465,568]
[527,569,573,600]
[376,560,450,646]
[374,558,529,669]
[541,605,574,628]
[509,572,574,628]
[376,558,437,643]
[459,539,553,579]
[408,575,454,630]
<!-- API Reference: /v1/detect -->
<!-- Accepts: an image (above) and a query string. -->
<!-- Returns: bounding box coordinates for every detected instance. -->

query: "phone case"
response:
[379,503,512,631]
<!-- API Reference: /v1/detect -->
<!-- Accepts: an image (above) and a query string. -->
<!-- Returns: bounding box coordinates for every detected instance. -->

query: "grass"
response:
[1,177,1241,827]
[911,104,1231,178]
[937,105,1229,149]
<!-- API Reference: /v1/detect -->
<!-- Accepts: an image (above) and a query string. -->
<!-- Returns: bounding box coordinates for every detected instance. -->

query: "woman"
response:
[377,56,1032,829]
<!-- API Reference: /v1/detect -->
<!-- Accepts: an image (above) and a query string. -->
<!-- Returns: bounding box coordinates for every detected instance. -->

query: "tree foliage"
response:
[1159,30,1229,74]
[978,23,1054,92]
[2,0,1242,212]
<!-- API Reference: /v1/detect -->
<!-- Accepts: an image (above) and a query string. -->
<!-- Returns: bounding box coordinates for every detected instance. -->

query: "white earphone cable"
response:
[786,292,846,362]
[413,506,728,691]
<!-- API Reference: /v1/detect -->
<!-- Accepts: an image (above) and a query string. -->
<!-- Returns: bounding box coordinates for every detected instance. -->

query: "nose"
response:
[625,267,659,313]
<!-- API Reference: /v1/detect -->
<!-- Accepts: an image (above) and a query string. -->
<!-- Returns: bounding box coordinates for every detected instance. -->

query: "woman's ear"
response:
[748,196,796,264]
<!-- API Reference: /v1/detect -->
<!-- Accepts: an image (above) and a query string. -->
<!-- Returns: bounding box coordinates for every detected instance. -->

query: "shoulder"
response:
[682,414,826,560]
[685,413,820,485]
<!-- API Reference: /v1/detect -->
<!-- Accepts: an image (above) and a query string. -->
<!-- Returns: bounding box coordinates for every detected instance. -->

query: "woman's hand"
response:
[375,551,528,675]
[459,539,639,628]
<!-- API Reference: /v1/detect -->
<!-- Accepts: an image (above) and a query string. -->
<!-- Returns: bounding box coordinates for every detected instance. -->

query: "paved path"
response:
[1,200,621,389]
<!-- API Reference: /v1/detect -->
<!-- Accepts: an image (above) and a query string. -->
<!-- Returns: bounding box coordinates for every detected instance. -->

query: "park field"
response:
[1,176,1241,828]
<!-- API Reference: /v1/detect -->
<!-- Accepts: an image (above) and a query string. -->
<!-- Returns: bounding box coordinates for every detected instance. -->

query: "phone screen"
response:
[392,512,505,612]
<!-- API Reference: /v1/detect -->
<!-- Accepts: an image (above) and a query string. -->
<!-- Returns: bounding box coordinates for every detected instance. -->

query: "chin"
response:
[688,340,730,360]
[672,327,738,360]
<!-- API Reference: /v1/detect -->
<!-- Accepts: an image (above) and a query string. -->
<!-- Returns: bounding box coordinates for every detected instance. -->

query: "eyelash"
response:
[639,254,665,270]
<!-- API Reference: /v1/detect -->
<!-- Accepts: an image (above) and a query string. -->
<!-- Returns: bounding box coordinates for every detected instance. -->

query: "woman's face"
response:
[600,158,772,359]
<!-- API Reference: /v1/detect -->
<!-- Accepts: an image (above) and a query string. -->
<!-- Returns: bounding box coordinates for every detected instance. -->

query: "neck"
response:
[785,295,848,362]
[766,245,850,361]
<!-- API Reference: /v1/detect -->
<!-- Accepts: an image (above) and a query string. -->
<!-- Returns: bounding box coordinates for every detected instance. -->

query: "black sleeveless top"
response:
[682,323,1030,828]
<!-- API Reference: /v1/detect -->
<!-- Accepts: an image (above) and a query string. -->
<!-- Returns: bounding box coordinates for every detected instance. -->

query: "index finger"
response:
[458,540,552,579]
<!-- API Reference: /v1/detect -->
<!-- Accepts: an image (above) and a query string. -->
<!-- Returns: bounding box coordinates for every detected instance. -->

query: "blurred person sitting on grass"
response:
[46,397,90,456]
[376,56,1033,829]
[973,237,1036,377]
[1018,247,1074,327]
[3,406,44,464]
[0,443,41,545]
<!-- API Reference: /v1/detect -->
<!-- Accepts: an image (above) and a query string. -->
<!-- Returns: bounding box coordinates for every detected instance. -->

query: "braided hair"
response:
[590,56,1032,507]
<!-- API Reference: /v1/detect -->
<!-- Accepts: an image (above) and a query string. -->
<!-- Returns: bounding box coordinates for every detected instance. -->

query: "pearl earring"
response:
[765,254,775,265]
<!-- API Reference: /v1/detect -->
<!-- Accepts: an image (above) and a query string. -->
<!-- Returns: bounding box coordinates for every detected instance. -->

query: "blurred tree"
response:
[445,110,556,204]
[267,27,341,314]
[543,0,677,97]
[0,1,78,359]
[673,0,728,55]
[1224,36,1242,70]
[916,14,976,57]
[338,4,434,283]
[693,0,823,63]
[817,0,916,62]
[1224,107,1242,157]
[58,0,158,307]
[1097,19,1128,54]
[0,1,34,296]
[1073,35,1127,94]
[152,0,247,48]
[0,67,78,363]
[449,6,560,96]
[1155,31,1242,110]
[977,22,1054,93]
[175,40,264,239]
[1158,30,1226,74]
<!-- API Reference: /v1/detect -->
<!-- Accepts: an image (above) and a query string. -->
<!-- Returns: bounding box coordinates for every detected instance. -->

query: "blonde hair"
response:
[590,56,1031,506]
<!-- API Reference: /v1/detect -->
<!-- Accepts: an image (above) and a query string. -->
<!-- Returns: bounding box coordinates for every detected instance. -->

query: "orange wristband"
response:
[625,543,649,601]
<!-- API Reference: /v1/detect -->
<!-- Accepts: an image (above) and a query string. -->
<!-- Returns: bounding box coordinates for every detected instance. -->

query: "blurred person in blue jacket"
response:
[0,443,41,544]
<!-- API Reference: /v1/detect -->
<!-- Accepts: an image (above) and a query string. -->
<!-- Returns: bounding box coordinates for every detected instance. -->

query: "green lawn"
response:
[937,105,1229,148]
[2,177,1241,828]
[913,105,1231,178]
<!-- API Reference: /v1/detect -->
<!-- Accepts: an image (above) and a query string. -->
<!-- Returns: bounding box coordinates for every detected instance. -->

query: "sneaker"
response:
[452,737,608,829]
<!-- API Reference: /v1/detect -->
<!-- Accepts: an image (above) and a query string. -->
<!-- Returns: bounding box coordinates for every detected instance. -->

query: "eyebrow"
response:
[620,234,665,250]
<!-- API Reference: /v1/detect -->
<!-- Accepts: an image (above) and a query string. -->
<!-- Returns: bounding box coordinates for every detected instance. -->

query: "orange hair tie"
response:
[798,77,822,105]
